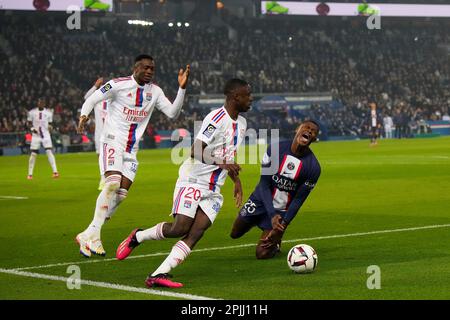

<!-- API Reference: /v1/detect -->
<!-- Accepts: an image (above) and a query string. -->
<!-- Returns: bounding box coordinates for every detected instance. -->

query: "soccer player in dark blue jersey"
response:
[230,120,321,259]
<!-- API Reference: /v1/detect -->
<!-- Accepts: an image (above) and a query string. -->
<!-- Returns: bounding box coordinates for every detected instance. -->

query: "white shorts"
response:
[171,183,224,223]
[99,141,139,182]
[30,136,53,150]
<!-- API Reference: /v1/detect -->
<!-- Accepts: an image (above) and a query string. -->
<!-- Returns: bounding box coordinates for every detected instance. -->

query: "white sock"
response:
[105,188,128,219]
[28,152,37,176]
[84,174,122,239]
[46,149,58,173]
[151,240,191,276]
[136,222,166,243]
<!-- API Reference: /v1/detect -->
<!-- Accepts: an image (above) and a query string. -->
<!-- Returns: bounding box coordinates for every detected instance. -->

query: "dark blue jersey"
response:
[250,140,321,224]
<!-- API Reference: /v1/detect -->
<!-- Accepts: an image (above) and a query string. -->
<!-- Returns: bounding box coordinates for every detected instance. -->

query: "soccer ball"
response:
[287,244,318,273]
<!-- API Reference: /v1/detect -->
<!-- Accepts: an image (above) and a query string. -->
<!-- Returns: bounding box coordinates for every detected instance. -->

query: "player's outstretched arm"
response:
[283,169,321,224]
[84,77,104,100]
[156,65,190,119]
[79,81,115,133]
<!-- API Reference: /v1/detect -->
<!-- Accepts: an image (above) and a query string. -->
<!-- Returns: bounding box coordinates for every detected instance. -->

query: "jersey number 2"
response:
[108,148,115,160]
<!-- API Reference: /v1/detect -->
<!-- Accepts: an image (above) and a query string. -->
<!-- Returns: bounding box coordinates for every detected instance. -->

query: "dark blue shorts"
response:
[238,195,286,231]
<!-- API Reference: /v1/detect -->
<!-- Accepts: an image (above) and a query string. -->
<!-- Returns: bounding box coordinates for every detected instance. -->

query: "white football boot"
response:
[75,232,92,258]
[89,238,106,256]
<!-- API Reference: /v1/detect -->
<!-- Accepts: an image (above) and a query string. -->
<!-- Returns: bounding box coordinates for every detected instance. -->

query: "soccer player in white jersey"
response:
[75,54,190,257]
[116,79,252,288]
[369,102,380,146]
[27,98,59,180]
[84,77,109,190]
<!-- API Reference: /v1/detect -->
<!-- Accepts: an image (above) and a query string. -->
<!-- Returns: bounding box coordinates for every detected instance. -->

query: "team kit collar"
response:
[221,106,237,123]
[131,75,147,88]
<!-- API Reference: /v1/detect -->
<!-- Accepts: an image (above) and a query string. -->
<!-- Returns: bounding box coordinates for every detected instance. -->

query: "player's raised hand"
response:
[77,115,88,134]
[94,77,104,89]
[178,65,190,89]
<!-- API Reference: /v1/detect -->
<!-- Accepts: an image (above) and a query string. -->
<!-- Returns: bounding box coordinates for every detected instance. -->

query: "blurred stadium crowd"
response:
[0,11,449,147]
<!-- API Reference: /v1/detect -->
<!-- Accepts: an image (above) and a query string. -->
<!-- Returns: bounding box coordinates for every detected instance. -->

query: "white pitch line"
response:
[0,268,220,300]
[0,196,28,200]
[11,223,450,272]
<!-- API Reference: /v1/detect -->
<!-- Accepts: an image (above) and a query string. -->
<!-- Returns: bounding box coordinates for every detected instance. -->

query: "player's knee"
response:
[104,174,121,192]
[230,229,242,239]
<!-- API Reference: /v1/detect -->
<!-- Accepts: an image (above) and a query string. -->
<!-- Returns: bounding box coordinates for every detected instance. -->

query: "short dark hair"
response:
[135,54,154,64]
[223,78,249,96]
[303,119,320,130]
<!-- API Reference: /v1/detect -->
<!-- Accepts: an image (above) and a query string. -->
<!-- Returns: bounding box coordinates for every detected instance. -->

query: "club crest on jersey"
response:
[184,200,192,209]
[145,92,152,101]
[203,124,216,138]
[287,162,295,170]
[100,83,112,93]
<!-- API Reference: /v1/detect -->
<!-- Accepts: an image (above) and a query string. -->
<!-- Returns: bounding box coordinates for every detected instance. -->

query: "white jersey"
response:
[371,109,377,127]
[27,108,53,140]
[80,75,186,153]
[177,107,247,192]
[94,100,108,129]
[85,85,109,152]
[84,85,109,130]
[93,100,109,153]
[383,116,393,129]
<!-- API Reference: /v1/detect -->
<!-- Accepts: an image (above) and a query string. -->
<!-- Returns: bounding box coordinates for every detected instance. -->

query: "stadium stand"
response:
[0,10,449,149]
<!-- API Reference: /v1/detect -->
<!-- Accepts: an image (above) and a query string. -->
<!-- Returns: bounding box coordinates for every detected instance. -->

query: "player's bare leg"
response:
[230,215,254,239]
[116,213,194,260]
[77,170,127,257]
[145,209,212,288]
[255,229,284,260]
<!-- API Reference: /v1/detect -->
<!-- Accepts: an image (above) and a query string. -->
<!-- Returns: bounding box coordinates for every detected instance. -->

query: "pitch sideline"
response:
[0,268,220,300]
[9,223,450,272]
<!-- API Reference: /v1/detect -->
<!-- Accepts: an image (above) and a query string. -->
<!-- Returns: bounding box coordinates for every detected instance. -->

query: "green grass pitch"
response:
[0,137,449,300]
